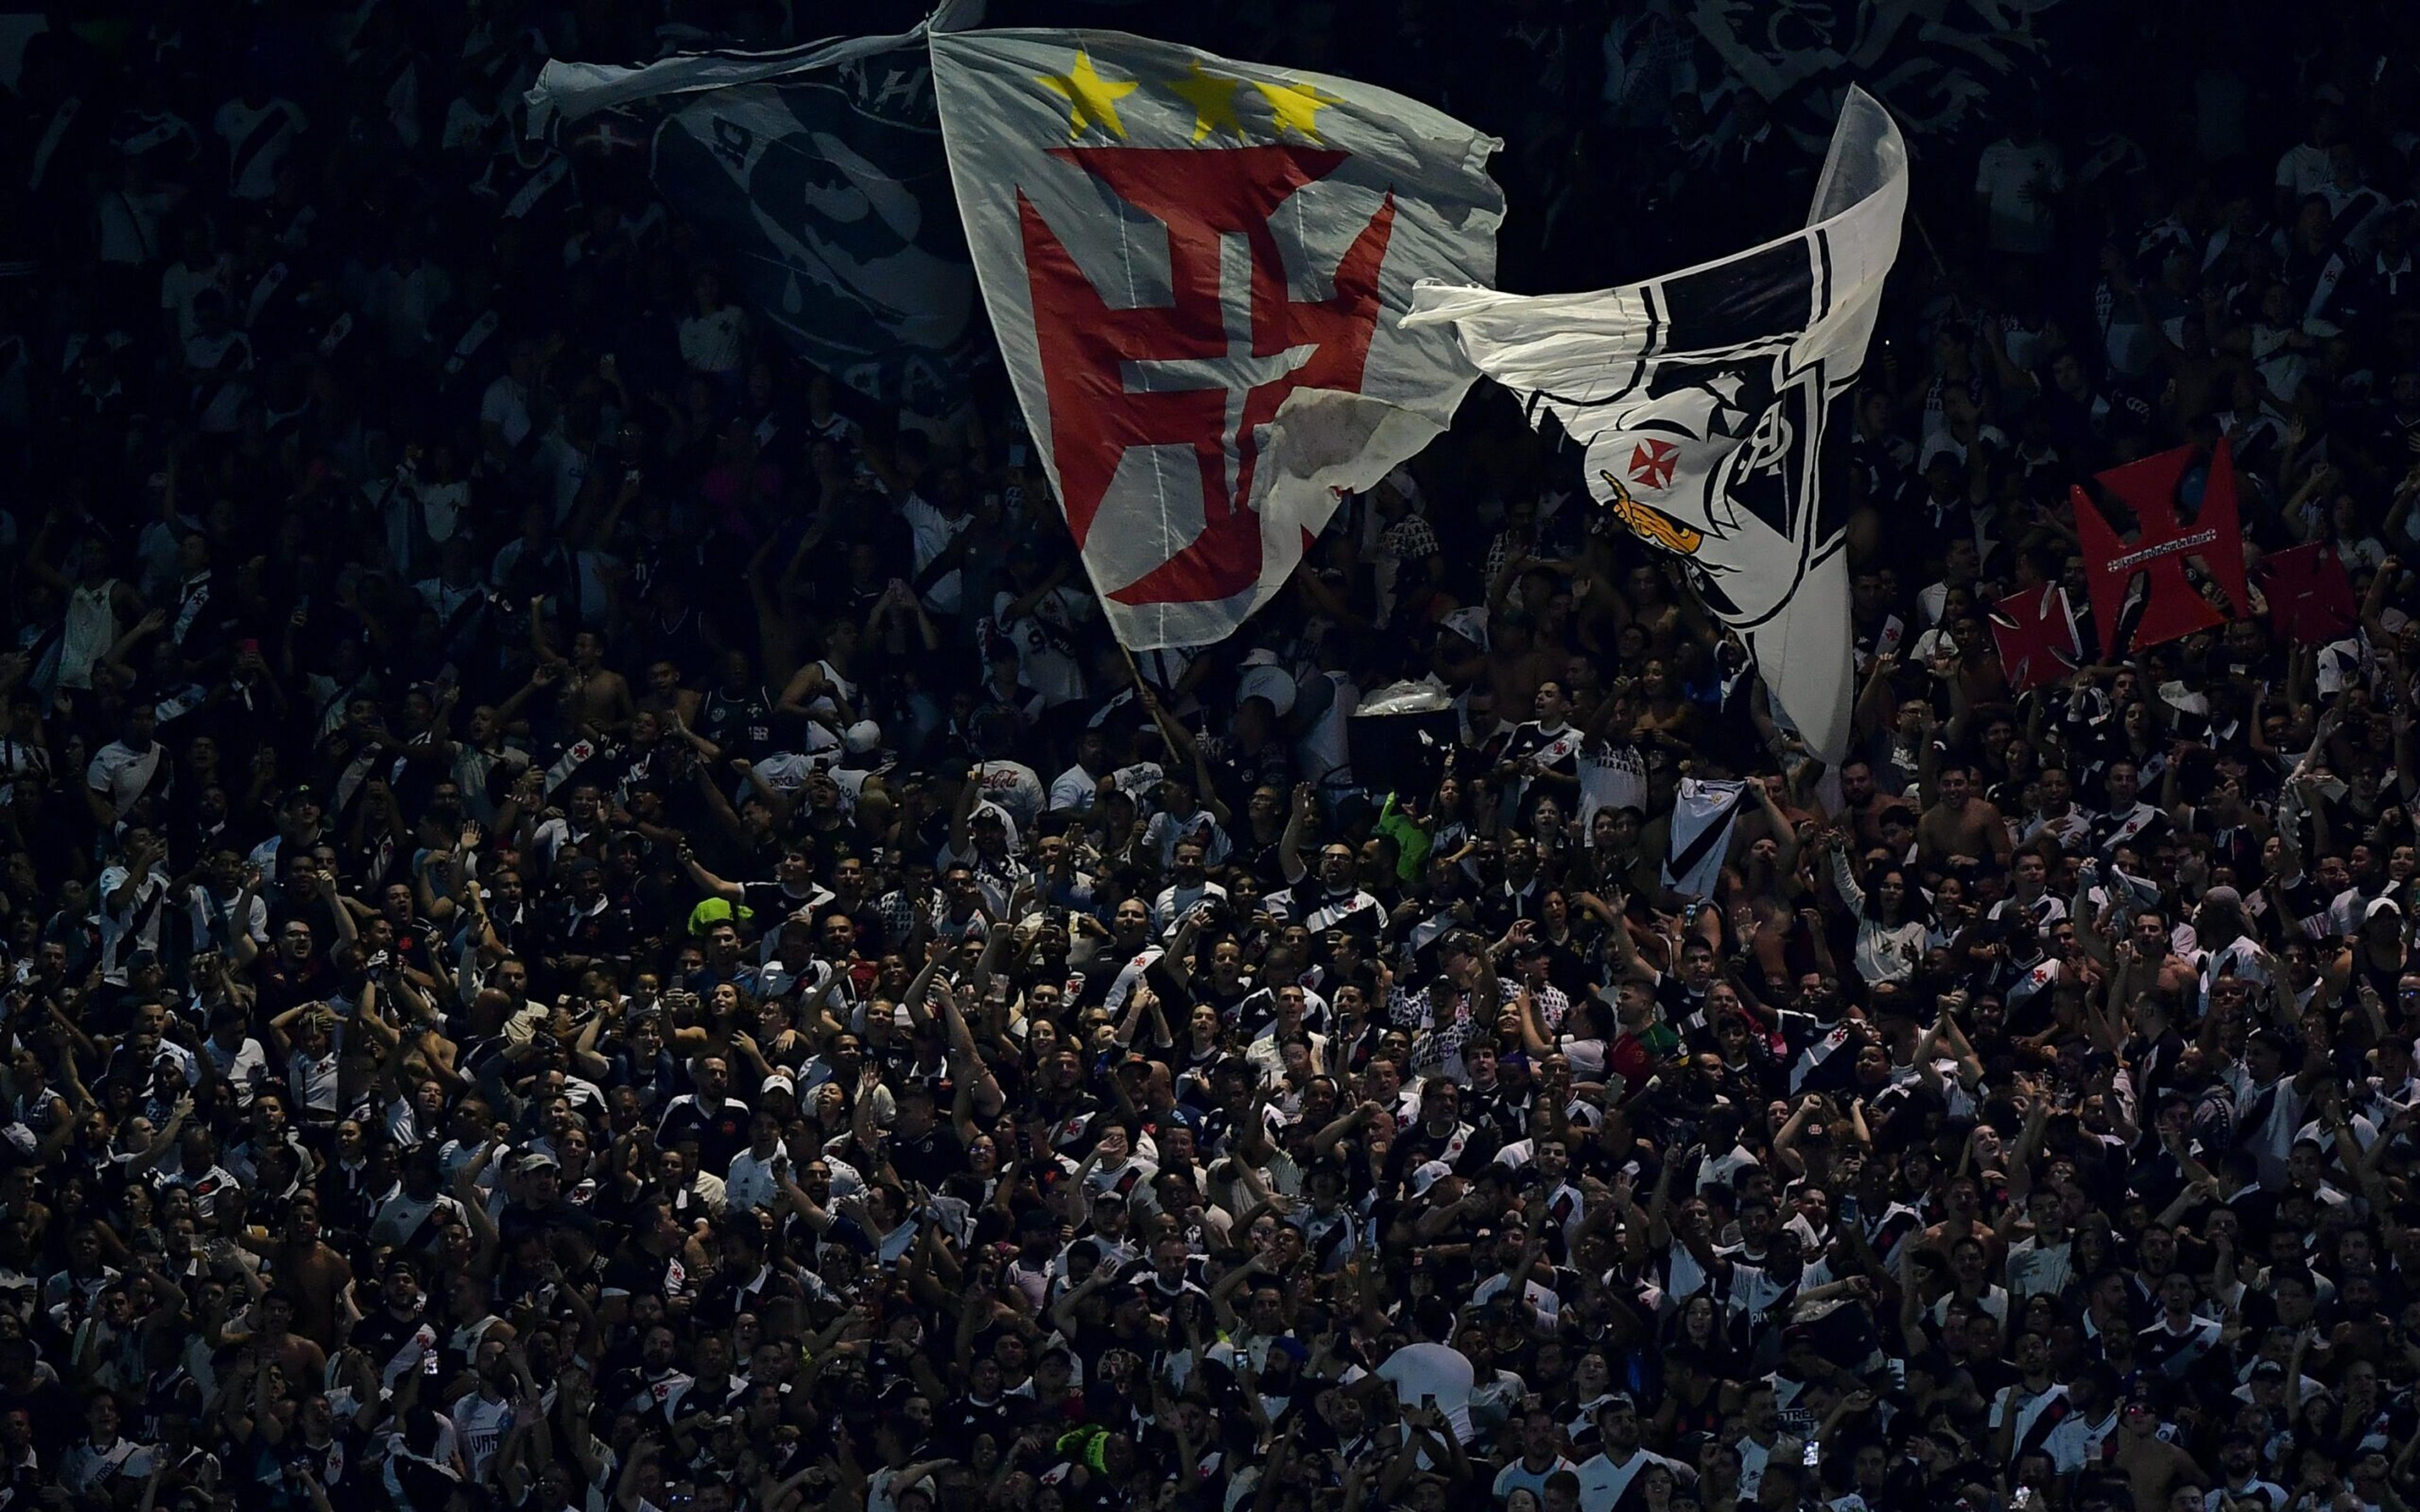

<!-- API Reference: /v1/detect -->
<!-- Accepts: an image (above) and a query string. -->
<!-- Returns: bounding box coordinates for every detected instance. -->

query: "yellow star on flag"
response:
[1165,60,1243,142]
[1252,77,1340,142]
[1036,47,1138,140]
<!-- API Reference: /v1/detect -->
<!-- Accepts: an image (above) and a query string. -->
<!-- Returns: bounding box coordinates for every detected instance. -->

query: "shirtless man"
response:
[637,659,701,729]
[544,623,635,741]
[1918,764,2014,872]
[1482,611,1569,722]
[1832,759,1900,852]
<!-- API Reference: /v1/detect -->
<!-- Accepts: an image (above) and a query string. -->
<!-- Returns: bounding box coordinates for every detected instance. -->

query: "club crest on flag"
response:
[1014,144,1397,607]
[1598,470,1704,555]
[933,29,1502,651]
[1407,88,1909,763]
[1628,438,1680,491]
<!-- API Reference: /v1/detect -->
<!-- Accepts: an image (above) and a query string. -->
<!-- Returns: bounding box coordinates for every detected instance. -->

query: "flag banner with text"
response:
[2072,439,2250,658]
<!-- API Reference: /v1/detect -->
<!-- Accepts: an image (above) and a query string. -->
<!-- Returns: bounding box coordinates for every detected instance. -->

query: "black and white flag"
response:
[1407,88,1907,762]
[1666,0,2060,149]
[529,4,983,411]
[1661,777,1746,900]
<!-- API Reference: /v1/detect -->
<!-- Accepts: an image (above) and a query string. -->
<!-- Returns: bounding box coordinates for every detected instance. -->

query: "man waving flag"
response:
[930,27,1502,650]
[1405,88,1908,762]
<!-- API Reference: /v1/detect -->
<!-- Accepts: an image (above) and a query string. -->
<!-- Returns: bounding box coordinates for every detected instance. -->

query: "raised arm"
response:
[1279,781,1315,886]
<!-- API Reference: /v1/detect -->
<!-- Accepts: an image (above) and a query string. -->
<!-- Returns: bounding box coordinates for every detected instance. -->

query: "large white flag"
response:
[1407,88,1908,762]
[526,7,983,410]
[930,28,1502,650]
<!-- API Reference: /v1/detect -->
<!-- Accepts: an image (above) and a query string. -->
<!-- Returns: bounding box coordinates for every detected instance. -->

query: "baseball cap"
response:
[1409,1160,1453,1198]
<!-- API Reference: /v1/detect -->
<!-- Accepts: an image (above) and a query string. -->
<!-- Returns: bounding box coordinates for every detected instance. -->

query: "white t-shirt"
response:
[1577,744,1648,824]
[212,97,307,201]
[86,740,165,815]
[1576,1450,1691,1512]
[59,1436,153,1495]
[203,1036,272,1106]
[450,1393,513,1483]
[289,1045,342,1114]
[480,374,531,450]
[1495,1456,1578,1506]
[2276,141,2332,200]
[1049,762,1103,813]
[677,305,748,375]
[1975,135,2065,255]
[993,585,1092,706]
[899,495,969,614]
[93,864,171,985]
[726,1148,782,1213]
[970,760,1047,829]
[161,256,230,343]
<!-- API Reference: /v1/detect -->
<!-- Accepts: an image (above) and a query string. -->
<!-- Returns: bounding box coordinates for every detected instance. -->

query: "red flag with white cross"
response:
[2071,438,2251,658]
[931,28,1502,650]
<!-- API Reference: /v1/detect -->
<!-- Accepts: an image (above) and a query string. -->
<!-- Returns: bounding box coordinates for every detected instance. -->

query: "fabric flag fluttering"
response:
[528,6,984,410]
[2258,541,2359,646]
[2071,439,2250,658]
[930,28,1503,651]
[1989,583,2082,692]
[1662,777,1748,900]
[1675,0,2060,149]
[1405,87,1909,764]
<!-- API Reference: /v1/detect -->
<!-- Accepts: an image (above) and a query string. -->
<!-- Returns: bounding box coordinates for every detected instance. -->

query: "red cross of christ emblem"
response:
[1988,583,2081,692]
[1017,146,1395,607]
[2071,438,2250,657]
[1628,438,1680,491]
[2258,541,2358,646]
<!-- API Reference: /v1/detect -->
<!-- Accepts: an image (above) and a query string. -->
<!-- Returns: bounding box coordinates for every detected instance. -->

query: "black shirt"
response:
[889,1123,970,1189]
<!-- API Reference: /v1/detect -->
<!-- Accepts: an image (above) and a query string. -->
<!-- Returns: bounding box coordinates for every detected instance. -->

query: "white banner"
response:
[1407,88,1908,762]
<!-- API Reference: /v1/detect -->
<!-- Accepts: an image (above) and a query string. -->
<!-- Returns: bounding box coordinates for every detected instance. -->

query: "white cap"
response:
[1236,663,1297,717]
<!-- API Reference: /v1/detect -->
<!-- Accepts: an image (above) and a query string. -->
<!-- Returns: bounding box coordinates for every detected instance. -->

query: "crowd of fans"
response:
[0,2,2416,1512]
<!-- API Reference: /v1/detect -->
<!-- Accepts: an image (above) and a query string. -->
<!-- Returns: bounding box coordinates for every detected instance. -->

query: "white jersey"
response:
[451,1394,513,1482]
[993,585,1092,706]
